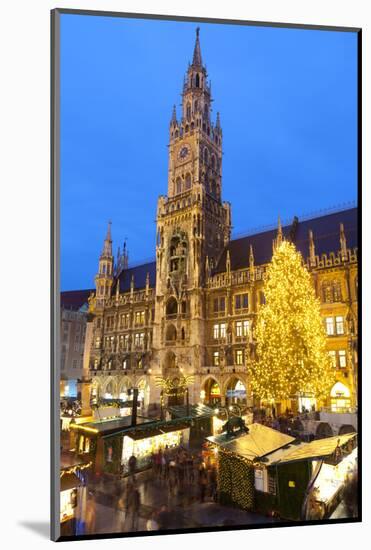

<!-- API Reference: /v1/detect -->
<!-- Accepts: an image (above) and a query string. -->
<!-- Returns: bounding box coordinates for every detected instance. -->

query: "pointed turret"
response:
[192,27,202,67]
[309,229,316,267]
[277,216,283,247]
[340,223,347,261]
[145,272,150,296]
[226,250,231,273]
[249,244,255,282]
[95,222,114,307]
[170,104,177,127]
[102,221,112,257]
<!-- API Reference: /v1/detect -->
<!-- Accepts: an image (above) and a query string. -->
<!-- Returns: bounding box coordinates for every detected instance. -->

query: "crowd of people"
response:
[104,445,219,533]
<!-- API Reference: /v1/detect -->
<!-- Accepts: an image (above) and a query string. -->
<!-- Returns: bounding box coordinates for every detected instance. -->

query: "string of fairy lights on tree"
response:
[248,240,335,402]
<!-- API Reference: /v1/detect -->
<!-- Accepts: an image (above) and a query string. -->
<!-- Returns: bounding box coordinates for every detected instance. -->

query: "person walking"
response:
[198,462,208,503]
[85,492,96,534]
[127,479,141,531]
[146,511,159,531]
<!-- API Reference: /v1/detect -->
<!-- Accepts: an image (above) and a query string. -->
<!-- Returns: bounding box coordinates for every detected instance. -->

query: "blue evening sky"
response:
[60,14,358,291]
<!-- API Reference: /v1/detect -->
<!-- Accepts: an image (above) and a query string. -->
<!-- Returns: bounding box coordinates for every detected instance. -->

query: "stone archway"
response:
[102,378,118,399]
[225,376,247,406]
[203,377,222,406]
[330,382,351,413]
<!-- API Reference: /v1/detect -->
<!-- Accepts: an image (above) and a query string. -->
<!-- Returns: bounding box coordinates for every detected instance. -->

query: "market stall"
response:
[206,423,296,511]
[120,422,190,473]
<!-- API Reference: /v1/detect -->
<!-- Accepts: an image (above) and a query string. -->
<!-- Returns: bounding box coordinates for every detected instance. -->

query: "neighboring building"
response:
[72,30,358,414]
[60,290,92,397]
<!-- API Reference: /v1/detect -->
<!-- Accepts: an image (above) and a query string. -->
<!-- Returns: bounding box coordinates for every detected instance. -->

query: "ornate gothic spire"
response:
[170,104,177,126]
[102,221,112,257]
[192,27,202,67]
[340,223,347,261]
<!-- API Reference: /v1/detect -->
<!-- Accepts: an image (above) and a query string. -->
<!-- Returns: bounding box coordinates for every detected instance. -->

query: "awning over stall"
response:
[273,432,356,464]
[207,423,296,462]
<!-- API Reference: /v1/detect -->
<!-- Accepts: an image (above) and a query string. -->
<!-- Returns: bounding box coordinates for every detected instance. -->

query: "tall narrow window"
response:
[336,316,344,335]
[243,320,250,336]
[325,317,335,336]
[338,350,347,368]
[213,351,219,366]
[213,324,219,340]
[236,350,243,365]
[328,351,337,368]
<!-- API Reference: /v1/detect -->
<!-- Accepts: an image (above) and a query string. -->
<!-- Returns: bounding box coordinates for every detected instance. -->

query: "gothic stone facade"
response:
[84,30,358,415]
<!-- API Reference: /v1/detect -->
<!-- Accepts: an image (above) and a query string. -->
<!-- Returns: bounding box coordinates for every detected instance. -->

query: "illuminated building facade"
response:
[74,30,358,415]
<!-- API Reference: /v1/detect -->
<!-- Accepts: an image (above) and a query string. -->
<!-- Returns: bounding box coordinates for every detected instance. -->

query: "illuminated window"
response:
[339,350,347,368]
[236,321,242,337]
[124,334,129,350]
[328,351,336,368]
[94,359,99,370]
[333,282,342,302]
[336,316,344,335]
[110,336,114,349]
[135,311,145,326]
[134,333,140,346]
[219,297,225,312]
[213,324,219,339]
[236,350,243,365]
[220,323,226,338]
[213,351,219,366]
[325,317,334,336]
[243,320,250,336]
[95,337,101,349]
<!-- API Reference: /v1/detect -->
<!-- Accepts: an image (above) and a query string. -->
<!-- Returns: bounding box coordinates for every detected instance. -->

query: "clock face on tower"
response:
[178,144,190,161]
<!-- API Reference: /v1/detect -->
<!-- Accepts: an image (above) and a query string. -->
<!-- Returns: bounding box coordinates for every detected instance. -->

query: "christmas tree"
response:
[249,239,334,402]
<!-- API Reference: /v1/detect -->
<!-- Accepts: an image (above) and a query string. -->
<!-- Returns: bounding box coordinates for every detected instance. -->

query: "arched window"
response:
[204,148,209,164]
[194,99,199,111]
[211,180,217,196]
[166,297,178,316]
[166,324,177,342]
[185,125,189,133]
[186,102,191,120]
[185,173,191,190]
[176,178,182,194]
[322,281,342,303]
[211,155,215,170]
[195,73,200,88]
[330,382,351,413]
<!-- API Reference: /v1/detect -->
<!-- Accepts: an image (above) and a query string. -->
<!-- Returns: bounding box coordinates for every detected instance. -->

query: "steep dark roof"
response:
[61,289,93,311]
[215,207,357,274]
[115,260,156,293]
